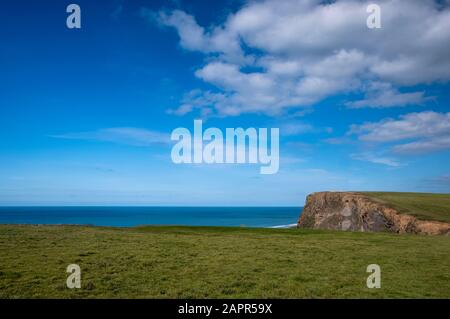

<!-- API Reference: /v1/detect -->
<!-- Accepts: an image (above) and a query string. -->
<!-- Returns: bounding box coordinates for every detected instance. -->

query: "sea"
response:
[0,207,302,228]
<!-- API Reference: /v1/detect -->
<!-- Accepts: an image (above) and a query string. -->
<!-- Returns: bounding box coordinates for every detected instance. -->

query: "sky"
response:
[0,0,450,206]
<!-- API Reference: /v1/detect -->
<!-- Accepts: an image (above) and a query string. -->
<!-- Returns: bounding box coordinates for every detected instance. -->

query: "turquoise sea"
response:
[0,207,301,228]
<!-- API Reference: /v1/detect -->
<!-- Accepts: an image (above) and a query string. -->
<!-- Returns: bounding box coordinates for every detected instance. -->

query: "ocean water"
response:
[0,207,301,228]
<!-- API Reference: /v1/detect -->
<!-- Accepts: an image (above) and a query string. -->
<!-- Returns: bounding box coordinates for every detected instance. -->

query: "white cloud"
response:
[392,136,450,154]
[153,10,209,52]
[279,122,314,136]
[279,122,334,136]
[146,9,246,63]
[145,0,450,116]
[349,111,450,142]
[167,89,224,116]
[350,153,401,167]
[349,111,450,154]
[346,82,428,109]
[51,128,170,146]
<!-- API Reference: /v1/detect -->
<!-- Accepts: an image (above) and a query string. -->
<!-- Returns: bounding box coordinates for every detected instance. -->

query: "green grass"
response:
[0,225,449,298]
[361,192,450,223]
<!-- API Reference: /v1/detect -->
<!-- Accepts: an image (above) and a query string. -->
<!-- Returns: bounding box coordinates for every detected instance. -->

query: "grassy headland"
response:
[0,224,449,298]
[362,192,450,223]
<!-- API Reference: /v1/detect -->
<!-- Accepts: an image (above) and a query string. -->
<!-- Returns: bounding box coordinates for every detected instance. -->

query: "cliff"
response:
[297,192,450,235]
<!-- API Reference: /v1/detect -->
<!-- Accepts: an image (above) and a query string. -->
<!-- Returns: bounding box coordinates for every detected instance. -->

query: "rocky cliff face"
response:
[297,192,450,235]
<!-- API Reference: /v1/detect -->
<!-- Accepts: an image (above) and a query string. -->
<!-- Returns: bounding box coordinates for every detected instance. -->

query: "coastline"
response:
[269,223,298,229]
[0,206,301,229]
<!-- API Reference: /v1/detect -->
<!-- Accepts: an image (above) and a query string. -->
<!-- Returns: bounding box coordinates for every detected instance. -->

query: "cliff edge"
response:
[297,192,450,235]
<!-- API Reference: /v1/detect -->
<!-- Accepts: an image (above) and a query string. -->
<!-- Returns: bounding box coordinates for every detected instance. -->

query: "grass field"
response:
[0,224,449,298]
[362,192,450,223]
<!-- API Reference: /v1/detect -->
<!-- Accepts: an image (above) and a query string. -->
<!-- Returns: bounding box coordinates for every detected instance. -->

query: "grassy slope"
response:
[361,192,450,223]
[0,225,449,298]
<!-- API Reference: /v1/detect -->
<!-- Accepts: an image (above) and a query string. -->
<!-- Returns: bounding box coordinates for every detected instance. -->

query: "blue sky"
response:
[0,0,449,206]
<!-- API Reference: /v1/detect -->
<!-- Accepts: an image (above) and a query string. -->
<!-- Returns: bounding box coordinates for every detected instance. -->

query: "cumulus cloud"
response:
[349,111,450,154]
[144,9,247,63]
[349,111,450,142]
[144,0,450,116]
